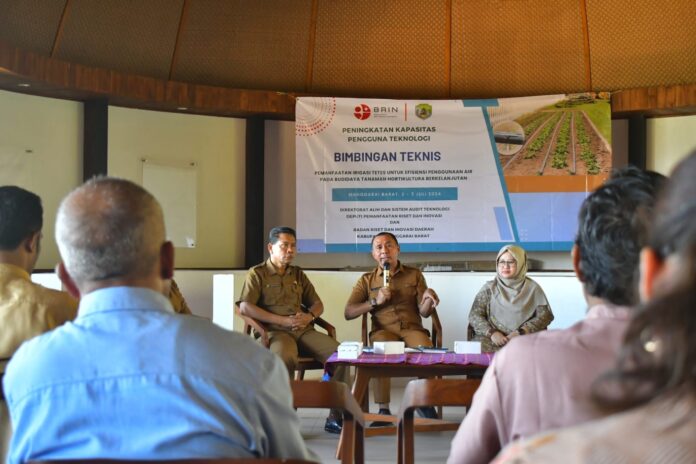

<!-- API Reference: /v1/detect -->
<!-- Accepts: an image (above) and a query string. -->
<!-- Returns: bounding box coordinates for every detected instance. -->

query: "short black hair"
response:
[371,231,399,247]
[0,186,43,251]
[649,154,696,263]
[575,167,661,306]
[608,165,667,193]
[268,226,296,244]
[592,151,696,412]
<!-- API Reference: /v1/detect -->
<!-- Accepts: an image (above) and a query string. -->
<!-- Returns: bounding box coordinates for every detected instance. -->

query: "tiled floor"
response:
[299,384,467,463]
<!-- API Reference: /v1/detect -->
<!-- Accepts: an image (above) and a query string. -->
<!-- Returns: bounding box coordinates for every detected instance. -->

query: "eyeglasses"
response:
[498,260,517,268]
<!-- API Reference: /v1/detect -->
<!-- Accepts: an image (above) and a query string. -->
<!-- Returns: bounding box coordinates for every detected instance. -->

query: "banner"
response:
[296,94,611,252]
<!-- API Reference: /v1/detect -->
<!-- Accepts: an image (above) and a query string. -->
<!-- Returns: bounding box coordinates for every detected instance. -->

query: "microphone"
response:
[383,261,390,287]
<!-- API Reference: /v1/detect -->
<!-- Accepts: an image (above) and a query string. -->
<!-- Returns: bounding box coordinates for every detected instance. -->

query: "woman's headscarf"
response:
[490,244,549,332]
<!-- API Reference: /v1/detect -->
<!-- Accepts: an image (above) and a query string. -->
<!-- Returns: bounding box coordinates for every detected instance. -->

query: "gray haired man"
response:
[4,177,314,463]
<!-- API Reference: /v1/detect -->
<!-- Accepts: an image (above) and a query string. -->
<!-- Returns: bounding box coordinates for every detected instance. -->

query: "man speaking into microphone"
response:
[344,231,440,421]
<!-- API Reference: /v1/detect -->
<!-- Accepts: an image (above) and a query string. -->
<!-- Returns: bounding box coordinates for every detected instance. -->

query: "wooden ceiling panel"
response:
[0,0,695,117]
[587,0,696,91]
[53,0,183,79]
[173,0,312,91]
[452,0,587,98]
[0,0,66,55]
[311,0,449,98]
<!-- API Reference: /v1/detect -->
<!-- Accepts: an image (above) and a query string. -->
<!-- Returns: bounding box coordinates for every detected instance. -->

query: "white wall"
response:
[205,269,586,341]
[2,88,694,273]
[108,106,247,268]
[0,90,83,270]
[33,267,587,351]
[310,270,586,347]
[647,114,696,175]
[31,272,63,290]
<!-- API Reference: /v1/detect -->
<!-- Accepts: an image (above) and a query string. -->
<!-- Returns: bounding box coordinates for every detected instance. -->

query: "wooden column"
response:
[245,117,265,267]
[83,98,109,180]
[628,115,646,169]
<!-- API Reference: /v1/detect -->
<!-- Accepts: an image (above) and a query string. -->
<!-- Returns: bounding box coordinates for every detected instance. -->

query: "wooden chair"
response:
[361,307,442,347]
[396,378,481,464]
[359,307,444,422]
[291,380,365,464]
[29,459,315,463]
[467,323,476,341]
[235,305,336,380]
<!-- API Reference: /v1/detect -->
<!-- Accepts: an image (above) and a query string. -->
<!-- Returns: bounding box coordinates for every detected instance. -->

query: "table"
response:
[327,352,493,458]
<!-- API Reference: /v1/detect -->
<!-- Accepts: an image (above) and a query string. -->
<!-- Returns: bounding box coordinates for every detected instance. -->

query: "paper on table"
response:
[405,346,451,354]
[418,346,450,354]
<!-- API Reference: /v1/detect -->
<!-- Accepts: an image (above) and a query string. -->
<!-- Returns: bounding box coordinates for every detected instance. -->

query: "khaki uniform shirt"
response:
[168,280,192,315]
[237,259,321,332]
[0,263,78,374]
[347,262,427,334]
[1,263,77,462]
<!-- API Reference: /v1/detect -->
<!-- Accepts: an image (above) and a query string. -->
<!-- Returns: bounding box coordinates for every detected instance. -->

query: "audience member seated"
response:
[0,186,77,462]
[165,278,192,314]
[237,226,349,434]
[468,244,553,352]
[345,231,440,422]
[3,178,314,463]
[493,152,696,464]
[447,167,664,464]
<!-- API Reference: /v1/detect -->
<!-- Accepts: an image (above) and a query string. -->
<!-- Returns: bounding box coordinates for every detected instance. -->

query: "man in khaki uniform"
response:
[345,232,440,421]
[0,186,77,461]
[238,226,349,434]
[165,279,192,315]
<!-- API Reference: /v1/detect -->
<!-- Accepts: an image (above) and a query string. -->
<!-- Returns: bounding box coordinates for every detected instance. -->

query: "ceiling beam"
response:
[2,40,695,120]
[0,39,296,120]
[50,0,72,57]
[168,0,190,81]
[579,0,593,92]
[611,83,696,118]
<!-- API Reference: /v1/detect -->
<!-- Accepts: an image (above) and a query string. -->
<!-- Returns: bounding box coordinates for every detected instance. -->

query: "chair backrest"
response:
[291,380,363,419]
[235,305,337,348]
[397,378,481,464]
[292,380,364,464]
[399,378,480,412]
[235,304,336,380]
[467,323,475,341]
[235,304,270,347]
[361,308,442,347]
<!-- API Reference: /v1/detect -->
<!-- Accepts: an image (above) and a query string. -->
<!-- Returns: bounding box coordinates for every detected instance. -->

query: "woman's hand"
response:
[491,331,509,347]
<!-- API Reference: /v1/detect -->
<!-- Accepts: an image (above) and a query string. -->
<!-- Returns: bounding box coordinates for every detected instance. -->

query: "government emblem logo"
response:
[415,103,432,120]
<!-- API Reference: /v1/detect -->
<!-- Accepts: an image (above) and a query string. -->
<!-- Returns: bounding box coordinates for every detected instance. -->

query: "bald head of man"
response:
[55,177,173,297]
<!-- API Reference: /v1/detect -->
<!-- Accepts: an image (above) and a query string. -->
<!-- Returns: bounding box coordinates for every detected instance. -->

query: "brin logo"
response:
[354,103,371,120]
[415,103,432,120]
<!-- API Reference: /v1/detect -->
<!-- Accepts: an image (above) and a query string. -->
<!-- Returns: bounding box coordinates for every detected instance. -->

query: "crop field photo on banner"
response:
[295,94,611,253]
